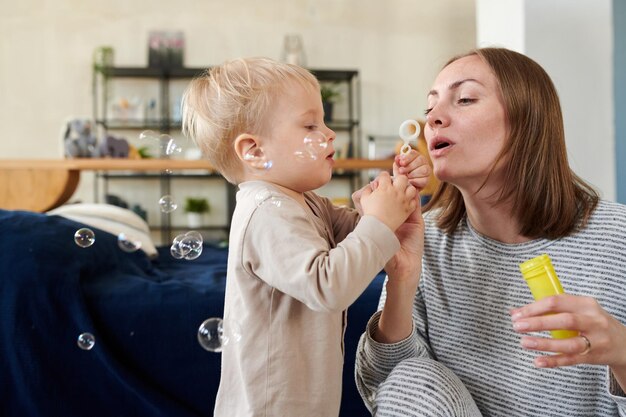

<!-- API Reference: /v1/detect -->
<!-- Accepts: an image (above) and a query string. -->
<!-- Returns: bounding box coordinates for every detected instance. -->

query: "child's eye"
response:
[305,125,318,130]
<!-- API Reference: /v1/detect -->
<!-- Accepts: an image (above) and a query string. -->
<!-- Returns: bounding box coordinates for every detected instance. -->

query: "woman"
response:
[355,48,626,416]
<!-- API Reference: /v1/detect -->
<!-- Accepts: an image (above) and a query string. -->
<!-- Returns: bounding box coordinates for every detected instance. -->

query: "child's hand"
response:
[359,172,418,231]
[351,183,371,217]
[394,149,430,191]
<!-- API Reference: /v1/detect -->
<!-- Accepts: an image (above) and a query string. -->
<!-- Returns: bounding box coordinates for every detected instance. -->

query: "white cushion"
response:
[47,203,158,258]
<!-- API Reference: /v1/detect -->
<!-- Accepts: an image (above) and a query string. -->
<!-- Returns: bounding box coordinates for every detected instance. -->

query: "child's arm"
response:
[320,199,361,243]
[241,201,396,312]
[241,176,417,312]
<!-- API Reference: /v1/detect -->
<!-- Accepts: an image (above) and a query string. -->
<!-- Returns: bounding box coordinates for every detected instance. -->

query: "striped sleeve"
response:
[355,279,434,412]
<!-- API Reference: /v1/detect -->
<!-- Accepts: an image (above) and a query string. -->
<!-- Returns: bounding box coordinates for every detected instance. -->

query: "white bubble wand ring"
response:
[398,119,420,155]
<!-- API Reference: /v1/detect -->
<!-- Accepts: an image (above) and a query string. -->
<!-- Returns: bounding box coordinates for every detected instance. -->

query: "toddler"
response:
[182,57,427,417]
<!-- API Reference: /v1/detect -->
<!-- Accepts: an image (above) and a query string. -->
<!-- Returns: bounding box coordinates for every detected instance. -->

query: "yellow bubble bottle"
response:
[518,254,578,339]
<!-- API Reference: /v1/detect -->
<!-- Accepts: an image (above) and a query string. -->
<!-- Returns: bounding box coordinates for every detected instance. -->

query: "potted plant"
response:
[320,83,340,122]
[184,197,210,228]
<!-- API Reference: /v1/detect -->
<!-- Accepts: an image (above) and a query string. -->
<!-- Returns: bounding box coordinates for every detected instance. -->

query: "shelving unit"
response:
[310,69,360,158]
[96,171,235,242]
[92,65,361,244]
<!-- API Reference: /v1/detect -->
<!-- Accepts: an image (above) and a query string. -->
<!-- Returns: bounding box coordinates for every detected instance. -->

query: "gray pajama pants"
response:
[374,358,483,417]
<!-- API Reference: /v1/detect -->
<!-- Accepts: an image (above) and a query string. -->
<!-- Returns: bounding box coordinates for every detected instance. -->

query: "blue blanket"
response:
[0,209,382,416]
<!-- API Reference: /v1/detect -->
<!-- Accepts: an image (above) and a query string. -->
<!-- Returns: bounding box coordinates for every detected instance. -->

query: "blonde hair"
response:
[425,48,599,239]
[181,57,320,184]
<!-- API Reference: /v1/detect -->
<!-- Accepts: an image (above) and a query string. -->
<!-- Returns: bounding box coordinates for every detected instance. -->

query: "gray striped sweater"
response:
[356,200,626,416]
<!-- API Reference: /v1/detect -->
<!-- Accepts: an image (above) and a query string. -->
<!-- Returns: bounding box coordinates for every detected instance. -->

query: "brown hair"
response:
[425,47,598,239]
[181,57,319,184]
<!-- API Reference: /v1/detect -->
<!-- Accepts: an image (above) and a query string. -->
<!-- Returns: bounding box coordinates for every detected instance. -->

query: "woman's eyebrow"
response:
[427,78,482,98]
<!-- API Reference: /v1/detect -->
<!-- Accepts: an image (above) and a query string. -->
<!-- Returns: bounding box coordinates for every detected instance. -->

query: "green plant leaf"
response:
[184,197,210,213]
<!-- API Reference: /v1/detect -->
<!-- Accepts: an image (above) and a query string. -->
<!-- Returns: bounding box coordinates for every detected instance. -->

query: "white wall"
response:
[526,0,614,201]
[476,0,615,200]
[0,0,476,214]
[0,0,476,157]
[476,0,525,52]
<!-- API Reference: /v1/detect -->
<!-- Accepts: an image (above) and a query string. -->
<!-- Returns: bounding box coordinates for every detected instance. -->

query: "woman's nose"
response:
[426,105,449,128]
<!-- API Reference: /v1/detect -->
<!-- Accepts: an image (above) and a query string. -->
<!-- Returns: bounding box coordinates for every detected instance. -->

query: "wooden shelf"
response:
[0,158,393,213]
[0,158,392,171]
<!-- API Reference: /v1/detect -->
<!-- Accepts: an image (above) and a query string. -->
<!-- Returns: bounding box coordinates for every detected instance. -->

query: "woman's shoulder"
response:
[576,199,626,243]
[589,200,626,224]
[422,208,441,231]
[422,208,456,242]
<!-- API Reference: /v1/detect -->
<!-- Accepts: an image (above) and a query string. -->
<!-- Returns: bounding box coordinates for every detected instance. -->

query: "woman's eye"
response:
[424,108,433,116]
[458,97,476,105]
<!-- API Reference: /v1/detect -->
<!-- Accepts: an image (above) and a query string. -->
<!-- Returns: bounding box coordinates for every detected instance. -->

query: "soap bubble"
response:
[244,148,273,170]
[139,130,158,141]
[181,235,203,260]
[197,318,242,352]
[74,228,95,248]
[184,230,203,243]
[226,320,243,344]
[254,189,272,206]
[159,195,178,213]
[181,231,203,260]
[139,130,182,157]
[170,234,191,259]
[77,332,96,350]
[294,131,328,161]
[170,231,203,260]
[197,317,226,352]
[159,134,182,156]
[117,233,142,253]
[170,244,187,259]
[254,189,284,208]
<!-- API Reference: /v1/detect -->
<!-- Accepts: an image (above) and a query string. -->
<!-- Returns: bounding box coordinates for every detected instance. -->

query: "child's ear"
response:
[234,133,270,170]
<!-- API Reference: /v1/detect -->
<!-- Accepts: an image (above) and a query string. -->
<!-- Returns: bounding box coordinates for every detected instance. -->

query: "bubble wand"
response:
[398,119,420,155]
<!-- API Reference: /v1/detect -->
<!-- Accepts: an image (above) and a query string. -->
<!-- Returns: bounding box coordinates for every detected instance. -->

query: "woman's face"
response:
[424,54,508,192]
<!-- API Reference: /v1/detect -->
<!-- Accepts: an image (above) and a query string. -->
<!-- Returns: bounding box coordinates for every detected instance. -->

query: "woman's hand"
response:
[384,197,424,286]
[510,294,626,388]
[394,149,430,190]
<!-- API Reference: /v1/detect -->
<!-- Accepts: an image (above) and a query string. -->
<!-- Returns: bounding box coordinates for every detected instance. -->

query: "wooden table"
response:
[0,158,393,212]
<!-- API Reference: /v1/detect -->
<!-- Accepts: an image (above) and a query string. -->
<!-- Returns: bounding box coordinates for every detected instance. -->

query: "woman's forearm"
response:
[611,364,626,395]
[375,279,418,343]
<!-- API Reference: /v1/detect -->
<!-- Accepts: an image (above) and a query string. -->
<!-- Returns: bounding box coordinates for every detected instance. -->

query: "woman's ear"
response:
[234,134,271,170]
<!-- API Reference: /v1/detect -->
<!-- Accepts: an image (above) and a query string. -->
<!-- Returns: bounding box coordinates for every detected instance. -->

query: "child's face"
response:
[260,81,336,193]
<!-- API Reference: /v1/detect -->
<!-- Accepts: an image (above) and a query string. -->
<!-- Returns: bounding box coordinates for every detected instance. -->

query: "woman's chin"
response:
[433,167,450,183]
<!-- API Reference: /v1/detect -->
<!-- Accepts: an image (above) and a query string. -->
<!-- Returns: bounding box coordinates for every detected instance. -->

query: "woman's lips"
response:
[429,136,454,157]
